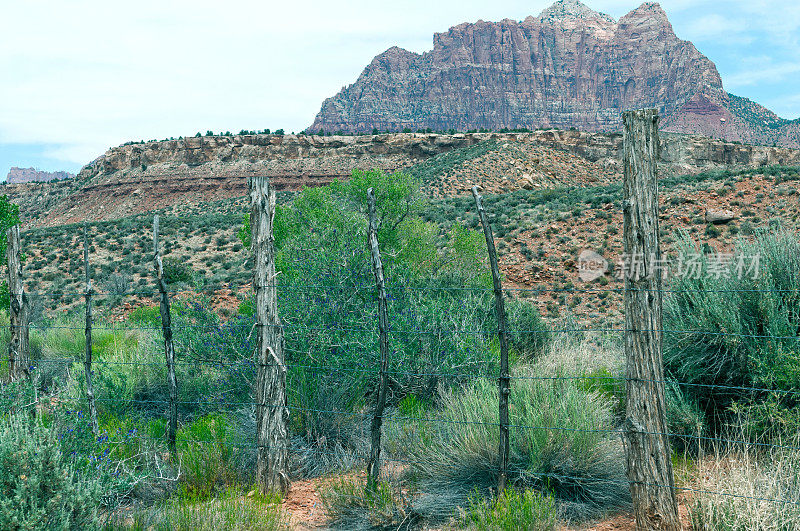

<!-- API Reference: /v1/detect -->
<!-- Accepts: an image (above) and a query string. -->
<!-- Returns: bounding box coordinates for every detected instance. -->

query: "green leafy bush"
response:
[237,169,548,475]
[0,414,103,530]
[162,258,195,285]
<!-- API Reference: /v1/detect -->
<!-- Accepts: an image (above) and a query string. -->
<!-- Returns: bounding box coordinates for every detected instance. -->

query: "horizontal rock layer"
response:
[7,131,798,228]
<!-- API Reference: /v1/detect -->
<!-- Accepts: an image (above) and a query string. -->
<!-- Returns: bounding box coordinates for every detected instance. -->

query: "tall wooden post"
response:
[365,188,390,485]
[472,186,510,494]
[153,215,177,451]
[250,175,290,495]
[83,224,99,435]
[7,225,29,382]
[622,109,680,530]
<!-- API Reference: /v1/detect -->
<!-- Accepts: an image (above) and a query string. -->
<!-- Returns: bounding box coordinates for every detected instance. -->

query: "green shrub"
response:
[463,488,557,530]
[506,299,551,358]
[162,259,194,285]
[665,380,705,452]
[0,413,103,530]
[664,230,800,429]
[235,169,545,475]
[728,394,800,442]
[389,373,629,521]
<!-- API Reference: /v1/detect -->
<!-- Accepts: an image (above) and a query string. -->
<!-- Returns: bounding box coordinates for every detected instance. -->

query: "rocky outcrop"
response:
[6,167,74,184]
[308,0,799,148]
[12,130,799,227]
[78,131,800,185]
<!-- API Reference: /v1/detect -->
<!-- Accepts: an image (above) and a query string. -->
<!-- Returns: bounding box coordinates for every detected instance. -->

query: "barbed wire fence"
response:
[1,109,798,529]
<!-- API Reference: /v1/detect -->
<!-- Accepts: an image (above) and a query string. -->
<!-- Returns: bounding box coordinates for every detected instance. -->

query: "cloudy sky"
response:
[1,0,798,178]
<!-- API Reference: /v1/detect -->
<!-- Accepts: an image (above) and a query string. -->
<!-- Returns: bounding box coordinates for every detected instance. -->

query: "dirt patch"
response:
[283,478,328,530]
[562,499,692,530]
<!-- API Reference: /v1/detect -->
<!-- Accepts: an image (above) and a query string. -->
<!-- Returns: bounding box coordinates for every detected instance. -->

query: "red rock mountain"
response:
[308,0,800,148]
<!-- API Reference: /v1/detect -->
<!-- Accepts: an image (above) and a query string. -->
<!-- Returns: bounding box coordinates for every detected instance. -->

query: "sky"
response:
[1,0,798,178]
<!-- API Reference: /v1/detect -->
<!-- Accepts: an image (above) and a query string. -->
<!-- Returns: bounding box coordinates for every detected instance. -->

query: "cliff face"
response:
[308,0,799,148]
[0,131,783,227]
[6,167,74,184]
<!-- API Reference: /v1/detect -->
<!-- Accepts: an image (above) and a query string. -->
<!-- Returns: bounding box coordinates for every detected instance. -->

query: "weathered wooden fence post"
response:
[472,186,510,494]
[84,224,99,435]
[7,225,29,382]
[250,175,290,495]
[365,188,390,485]
[153,215,178,451]
[622,108,680,530]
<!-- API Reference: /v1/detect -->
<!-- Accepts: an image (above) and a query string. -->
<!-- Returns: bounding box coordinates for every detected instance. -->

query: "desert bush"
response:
[0,413,103,529]
[105,273,130,296]
[321,477,415,530]
[463,488,557,530]
[664,230,800,429]
[389,372,629,522]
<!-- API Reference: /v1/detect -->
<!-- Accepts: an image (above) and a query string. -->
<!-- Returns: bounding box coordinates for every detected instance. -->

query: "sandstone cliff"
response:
[308,0,799,148]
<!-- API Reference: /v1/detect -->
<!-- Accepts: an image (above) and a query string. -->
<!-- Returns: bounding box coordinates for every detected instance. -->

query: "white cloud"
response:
[1,0,798,167]
[682,14,749,44]
[725,61,800,88]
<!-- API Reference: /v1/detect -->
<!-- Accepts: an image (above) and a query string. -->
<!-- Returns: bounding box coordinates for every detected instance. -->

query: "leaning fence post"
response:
[622,108,680,530]
[250,175,290,495]
[365,188,390,485]
[83,224,99,435]
[153,215,178,452]
[472,186,510,494]
[7,225,29,382]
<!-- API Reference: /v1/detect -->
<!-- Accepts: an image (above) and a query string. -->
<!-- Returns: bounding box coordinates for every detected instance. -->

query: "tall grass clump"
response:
[690,441,800,530]
[390,372,629,522]
[664,229,800,436]
[121,486,287,530]
[321,477,416,530]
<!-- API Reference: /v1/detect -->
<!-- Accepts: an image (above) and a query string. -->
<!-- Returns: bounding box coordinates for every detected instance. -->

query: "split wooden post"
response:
[472,186,510,494]
[83,224,99,435]
[153,215,178,451]
[622,108,680,530]
[7,225,29,382]
[250,175,290,496]
[365,188,390,485]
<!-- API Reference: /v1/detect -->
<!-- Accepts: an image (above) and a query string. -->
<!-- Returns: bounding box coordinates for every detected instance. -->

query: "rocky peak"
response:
[619,2,671,28]
[308,1,798,147]
[537,0,616,25]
